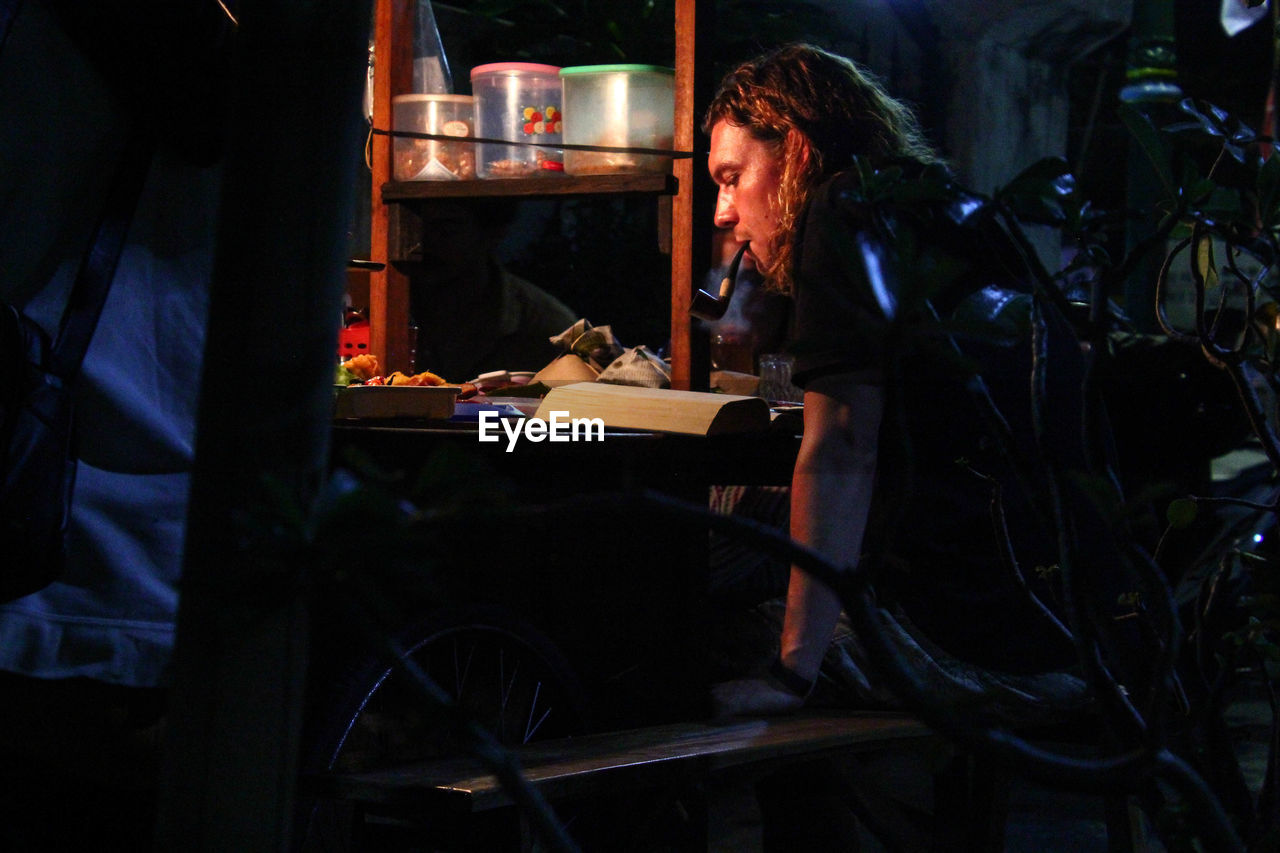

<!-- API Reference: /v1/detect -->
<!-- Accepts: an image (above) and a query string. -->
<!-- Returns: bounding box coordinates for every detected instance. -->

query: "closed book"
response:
[533,382,770,436]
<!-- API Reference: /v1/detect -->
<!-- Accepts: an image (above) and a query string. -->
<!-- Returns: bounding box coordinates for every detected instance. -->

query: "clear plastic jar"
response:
[392,94,476,181]
[470,62,563,178]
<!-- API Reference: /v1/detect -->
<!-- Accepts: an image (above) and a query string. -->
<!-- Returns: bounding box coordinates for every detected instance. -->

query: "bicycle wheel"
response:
[297,605,589,852]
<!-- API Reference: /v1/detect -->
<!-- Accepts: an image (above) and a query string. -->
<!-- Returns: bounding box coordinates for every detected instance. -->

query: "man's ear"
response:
[784,128,813,171]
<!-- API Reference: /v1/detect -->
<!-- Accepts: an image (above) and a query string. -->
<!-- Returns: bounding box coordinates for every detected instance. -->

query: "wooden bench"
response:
[306,710,942,851]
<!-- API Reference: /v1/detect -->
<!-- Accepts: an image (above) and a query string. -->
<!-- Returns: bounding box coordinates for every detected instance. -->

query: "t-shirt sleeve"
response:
[788,177,895,388]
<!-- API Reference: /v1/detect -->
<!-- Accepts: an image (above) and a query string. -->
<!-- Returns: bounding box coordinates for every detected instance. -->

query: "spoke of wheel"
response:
[501,651,520,711]
[525,681,553,744]
[451,637,475,701]
[498,647,511,742]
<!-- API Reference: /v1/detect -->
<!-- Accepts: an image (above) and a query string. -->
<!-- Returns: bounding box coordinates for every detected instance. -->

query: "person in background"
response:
[407,198,576,382]
[0,2,231,848]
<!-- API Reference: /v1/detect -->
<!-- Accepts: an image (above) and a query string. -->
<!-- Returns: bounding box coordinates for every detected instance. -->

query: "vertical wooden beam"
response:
[670,0,697,390]
[370,0,413,373]
[671,0,716,392]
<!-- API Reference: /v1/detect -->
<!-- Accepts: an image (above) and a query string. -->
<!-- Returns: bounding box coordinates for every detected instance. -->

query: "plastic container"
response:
[558,64,674,175]
[392,94,476,181]
[470,62,563,178]
[411,0,452,95]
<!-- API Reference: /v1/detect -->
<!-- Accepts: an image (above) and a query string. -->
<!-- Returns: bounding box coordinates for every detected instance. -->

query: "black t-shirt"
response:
[788,169,1085,675]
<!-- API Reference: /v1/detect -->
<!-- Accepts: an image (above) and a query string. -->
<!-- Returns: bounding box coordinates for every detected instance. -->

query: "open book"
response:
[533,382,771,436]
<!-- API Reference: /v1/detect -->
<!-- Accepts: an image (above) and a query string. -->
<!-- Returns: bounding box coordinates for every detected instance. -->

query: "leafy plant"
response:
[782,95,1280,849]
[980,96,1280,851]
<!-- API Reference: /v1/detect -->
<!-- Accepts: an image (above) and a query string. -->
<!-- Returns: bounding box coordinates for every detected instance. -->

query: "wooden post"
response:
[671,0,715,391]
[670,0,697,391]
[370,0,414,373]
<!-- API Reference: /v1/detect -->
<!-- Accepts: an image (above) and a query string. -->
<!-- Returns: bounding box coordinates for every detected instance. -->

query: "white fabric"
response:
[0,466,190,685]
[1222,0,1269,36]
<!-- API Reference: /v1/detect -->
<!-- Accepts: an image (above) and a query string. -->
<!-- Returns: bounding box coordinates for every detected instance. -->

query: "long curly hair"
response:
[703,43,942,295]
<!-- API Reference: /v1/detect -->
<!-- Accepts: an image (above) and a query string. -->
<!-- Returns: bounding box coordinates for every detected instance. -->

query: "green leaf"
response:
[1193,231,1219,290]
[999,157,1073,192]
[1175,98,1260,148]
[994,157,1075,226]
[1187,178,1218,203]
[1166,497,1199,528]
[1119,103,1175,199]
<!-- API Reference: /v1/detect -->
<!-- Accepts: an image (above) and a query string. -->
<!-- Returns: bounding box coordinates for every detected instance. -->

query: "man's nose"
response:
[713,192,736,227]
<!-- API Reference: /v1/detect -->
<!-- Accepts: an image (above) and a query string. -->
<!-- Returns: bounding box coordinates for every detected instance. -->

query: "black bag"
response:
[0,127,154,603]
[0,305,76,600]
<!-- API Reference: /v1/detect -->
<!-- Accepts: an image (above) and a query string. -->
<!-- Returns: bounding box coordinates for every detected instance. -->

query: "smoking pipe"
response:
[690,243,747,322]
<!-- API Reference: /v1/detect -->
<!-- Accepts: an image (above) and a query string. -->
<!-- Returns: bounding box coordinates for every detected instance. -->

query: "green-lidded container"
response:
[558,64,674,175]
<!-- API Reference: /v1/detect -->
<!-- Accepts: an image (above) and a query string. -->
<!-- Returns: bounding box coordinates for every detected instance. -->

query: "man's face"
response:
[708,120,786,273]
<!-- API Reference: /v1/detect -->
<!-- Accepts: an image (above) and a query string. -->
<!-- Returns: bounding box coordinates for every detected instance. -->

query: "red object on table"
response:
[338,320,371,361]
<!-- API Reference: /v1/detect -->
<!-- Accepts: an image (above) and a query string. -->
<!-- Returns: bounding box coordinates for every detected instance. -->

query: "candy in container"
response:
[470,62,564,178]
[392,94,476,180]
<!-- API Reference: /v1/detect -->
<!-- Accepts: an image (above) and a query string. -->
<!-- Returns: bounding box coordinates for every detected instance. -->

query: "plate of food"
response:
[334,355,462,419]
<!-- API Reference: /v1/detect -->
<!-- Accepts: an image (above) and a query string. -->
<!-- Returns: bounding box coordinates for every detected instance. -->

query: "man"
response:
[703,44,1094,722]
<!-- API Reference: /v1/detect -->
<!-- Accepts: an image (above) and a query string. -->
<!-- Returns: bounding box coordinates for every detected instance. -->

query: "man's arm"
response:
[711,371,883,716]
[781,373,884,683]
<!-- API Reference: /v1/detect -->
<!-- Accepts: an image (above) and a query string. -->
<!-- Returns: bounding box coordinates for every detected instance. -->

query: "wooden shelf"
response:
[369,0,708,385]
[381,172,677,202]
